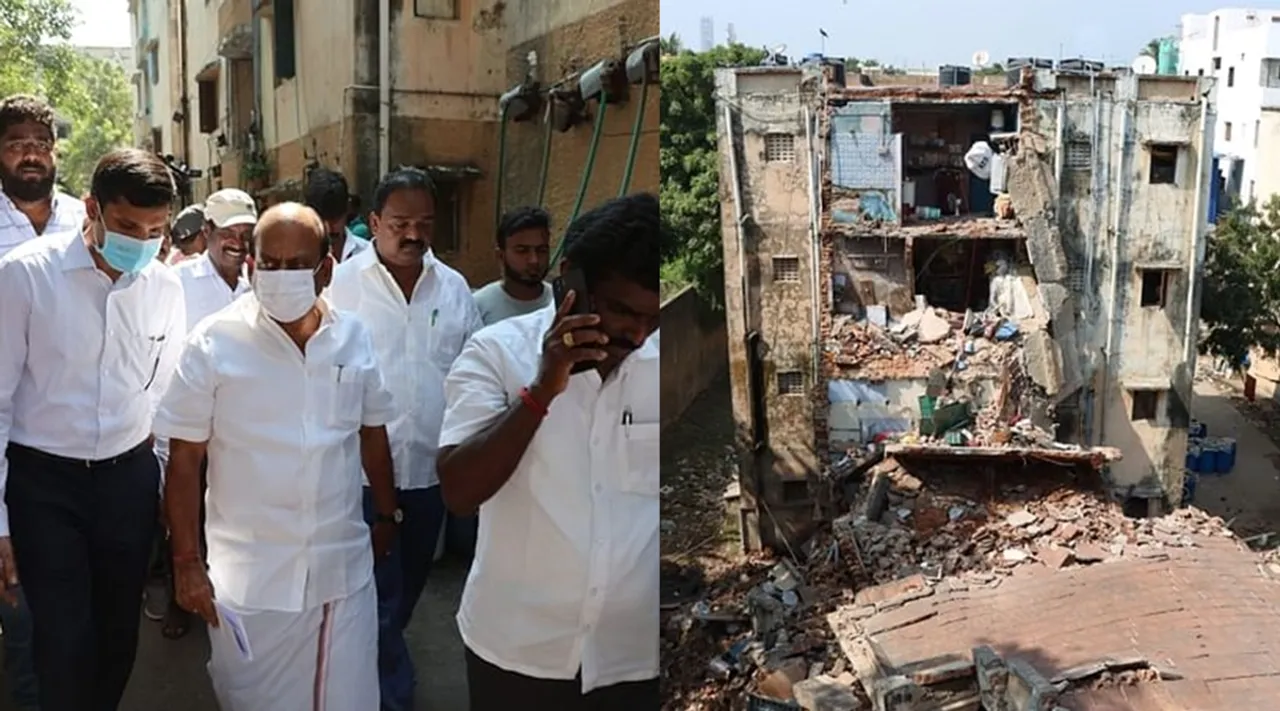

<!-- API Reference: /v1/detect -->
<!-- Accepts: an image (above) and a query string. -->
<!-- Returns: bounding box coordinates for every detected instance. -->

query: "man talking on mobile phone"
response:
[437,193,660,710]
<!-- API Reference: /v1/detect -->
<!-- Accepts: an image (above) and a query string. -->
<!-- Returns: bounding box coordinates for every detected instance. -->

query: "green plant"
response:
[241,153,270,183]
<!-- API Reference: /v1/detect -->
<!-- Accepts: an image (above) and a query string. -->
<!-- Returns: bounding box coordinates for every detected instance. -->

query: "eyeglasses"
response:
[1,139,53,156]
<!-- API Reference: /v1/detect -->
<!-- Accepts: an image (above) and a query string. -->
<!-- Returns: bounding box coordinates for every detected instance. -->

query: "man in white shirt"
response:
[0,148,185,711]
[152,188,257,640]
[0,94,86,261]
[306,166,370,263]
[0,92,88,711]
[329,166,482,711]
[156,202,401,711]
[438,193,661,710]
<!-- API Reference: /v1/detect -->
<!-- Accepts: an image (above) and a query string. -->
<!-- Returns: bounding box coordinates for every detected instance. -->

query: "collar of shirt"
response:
[0,190,87,259]
[342,228,370,260]
[438,309,659,691]
[188,251,252,288]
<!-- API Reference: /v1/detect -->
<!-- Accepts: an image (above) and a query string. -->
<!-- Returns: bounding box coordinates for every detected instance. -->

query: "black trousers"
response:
[6,441,160,711]
[465,647,659,711]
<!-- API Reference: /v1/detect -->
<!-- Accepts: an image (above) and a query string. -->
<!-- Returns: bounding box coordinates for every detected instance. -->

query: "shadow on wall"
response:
[660,286,728,429]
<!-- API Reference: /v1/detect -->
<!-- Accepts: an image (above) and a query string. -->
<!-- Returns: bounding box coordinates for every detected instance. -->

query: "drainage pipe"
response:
[1183,92,1212,369]
[536,99,553,206]
[377,0,391,177]
[550,93,608,265]
[1099,104,1132,445]
[493,101,511,233]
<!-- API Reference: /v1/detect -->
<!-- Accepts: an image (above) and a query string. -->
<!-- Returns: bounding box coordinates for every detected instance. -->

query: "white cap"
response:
[204,189,258,228]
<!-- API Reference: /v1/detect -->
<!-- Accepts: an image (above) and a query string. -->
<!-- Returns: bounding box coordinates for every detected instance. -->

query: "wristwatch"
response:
[375,509,403,525]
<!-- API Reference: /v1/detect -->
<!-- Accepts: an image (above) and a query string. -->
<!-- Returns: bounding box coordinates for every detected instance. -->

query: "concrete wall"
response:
[716,67,821,549]
[659,286,728,429]
[1256,108,1280,204]
[129,0,174,152]
[185,0,220,198]
[497,0,659,285]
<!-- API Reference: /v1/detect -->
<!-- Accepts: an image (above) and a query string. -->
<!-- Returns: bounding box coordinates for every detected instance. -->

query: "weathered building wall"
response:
[716,67,821,549]
[128,0,174,152]
[1256,108,1280,205]
[1048,73,1213,502]
[497,0,659,285]
[659,286,728,429]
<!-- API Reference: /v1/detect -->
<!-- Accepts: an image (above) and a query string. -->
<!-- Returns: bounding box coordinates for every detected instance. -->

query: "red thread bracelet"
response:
[172,551,202,566]
[519,387,549,418]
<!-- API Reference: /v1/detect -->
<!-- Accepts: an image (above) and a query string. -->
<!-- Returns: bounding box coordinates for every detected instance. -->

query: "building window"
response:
[1251,180,1256,201]
[273,0,297,82]
[1225,122,1233,141]
[1139,269,1169,307]
[747,332,767,449]
[1148,144,1178,184]
[1213,16,1220,51]
[197,78,218,134]
[1065,140,1091,170]
[1228,66,1235,86]
[150,127,163,154]
[1213,57,1222,70]
[764,133,795,162]
[147,47,159,85]
[1198,68,1204,76]
[777,370,805,396]
[772,255,800,283]
[1130,390,1160,421]
[432,179,462,253]
[414,0,458,19]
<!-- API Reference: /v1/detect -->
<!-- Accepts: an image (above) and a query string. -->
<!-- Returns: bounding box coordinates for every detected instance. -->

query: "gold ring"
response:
[562,331,575,348]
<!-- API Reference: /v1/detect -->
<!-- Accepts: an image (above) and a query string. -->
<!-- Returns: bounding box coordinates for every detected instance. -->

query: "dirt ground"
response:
[0,558,471,711]
[1191,374,1280,536]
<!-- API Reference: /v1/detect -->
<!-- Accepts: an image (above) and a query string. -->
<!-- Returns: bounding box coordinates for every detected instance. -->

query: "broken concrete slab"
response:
[870,675,926,711]
[1023,330,1064,396]
[793,675,866,710]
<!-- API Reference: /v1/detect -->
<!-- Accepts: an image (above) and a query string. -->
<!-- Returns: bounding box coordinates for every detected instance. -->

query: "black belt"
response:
[8,439,153,469]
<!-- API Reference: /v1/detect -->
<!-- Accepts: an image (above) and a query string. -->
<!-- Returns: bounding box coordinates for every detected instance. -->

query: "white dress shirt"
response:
[340,228,370,262]
[439,308,660,693]
[0,190,86,260]
[171,252,252,330]
[329,247,482,490]
[0,230,186,536]
[153,293,395,612]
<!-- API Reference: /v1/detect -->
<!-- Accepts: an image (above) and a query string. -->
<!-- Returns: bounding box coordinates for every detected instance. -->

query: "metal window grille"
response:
[773,256,801,283]
[777,371,805,395]
[1065,141,1091,170]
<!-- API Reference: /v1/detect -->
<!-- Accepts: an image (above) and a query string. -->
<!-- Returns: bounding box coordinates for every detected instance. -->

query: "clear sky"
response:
[68,0,132,48]
[660,0,1246,69]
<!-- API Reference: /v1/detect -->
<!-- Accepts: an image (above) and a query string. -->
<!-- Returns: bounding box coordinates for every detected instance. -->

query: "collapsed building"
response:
[713,64,1216,551]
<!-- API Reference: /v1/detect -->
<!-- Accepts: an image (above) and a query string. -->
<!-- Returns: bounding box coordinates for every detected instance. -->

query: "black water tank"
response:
[1005,57,1053,86]
[939,65,972,86]
[1058,58,1105,73]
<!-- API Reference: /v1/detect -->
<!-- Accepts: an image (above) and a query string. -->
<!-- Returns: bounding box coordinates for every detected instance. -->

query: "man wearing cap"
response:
[154,188,255,640]
[165,204,208,266]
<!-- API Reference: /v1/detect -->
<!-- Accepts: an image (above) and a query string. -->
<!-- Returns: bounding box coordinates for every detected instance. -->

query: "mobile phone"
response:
[551,268,596,374]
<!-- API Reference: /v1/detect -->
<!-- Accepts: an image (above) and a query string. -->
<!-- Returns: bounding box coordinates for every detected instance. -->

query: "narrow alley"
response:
[1191,378,1280,536]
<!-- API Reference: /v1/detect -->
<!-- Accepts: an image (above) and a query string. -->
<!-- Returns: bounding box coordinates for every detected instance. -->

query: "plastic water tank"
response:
[939,65,972,87]
[1157,38,1179,75]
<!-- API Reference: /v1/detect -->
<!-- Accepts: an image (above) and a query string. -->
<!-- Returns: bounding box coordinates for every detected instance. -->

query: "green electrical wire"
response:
[618,80,649,197]
[493,101,511,235]
[551,93,608,265]
[536,100,554,206]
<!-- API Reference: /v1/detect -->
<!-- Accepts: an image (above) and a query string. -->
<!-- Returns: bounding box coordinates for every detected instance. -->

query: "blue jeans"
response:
[0,587,39,708]
[362,485,447,711]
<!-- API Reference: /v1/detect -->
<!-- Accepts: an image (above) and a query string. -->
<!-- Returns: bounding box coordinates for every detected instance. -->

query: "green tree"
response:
[659,43,766,307]
[1199,197,1280,365]
[55,54,133,195]
[0,0,78,98]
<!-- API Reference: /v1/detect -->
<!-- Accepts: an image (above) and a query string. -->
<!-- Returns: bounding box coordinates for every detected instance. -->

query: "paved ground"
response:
[0,558,471,711]
[1191,379,1280,534]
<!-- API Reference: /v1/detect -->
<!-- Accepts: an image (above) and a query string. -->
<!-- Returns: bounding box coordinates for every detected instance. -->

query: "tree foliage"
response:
[0,0,133,195]
[1199,197,1280,365]
[659,43,766,307]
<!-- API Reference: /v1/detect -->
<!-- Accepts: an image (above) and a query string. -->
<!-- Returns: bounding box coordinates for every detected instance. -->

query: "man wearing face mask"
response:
[155,203,400,710]
[329,166,482,711]
[0,148,185,711]
[0,94,86,263]
[438,194,661,710]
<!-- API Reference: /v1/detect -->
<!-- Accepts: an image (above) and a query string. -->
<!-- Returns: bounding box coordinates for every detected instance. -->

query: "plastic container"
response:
[1221,436,1237,473]
[1185,445,1202,474]
[1190,421,1208,439]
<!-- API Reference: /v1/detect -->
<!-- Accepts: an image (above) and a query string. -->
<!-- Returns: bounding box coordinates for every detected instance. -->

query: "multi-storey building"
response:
[128,0,175,154]
[1180,8,1280,205]
[715,65,1216,549]
[130,0,658,283]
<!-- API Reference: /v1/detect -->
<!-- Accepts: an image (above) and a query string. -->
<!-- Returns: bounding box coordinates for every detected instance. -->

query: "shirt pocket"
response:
[429,320,467,370]
[620,421,660,496]
[325,365,364,429]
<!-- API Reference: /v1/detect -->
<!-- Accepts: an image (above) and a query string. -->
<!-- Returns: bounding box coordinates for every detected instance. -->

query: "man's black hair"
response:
[90,148,175,209]
[497,206,551,248]
[0,94,55,140]
[304,167,350,222]
[372,166,437,214]
[562,193,659,292]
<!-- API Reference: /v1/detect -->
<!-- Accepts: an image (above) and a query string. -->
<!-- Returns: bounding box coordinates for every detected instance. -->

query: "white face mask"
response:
[254,268,318,323]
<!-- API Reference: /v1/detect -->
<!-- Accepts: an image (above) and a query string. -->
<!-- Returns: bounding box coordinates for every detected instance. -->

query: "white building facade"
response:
[1180,8,1280,205]
[127,0,173,154]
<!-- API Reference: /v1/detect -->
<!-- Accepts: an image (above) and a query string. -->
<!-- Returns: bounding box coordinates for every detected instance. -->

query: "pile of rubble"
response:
[827,307,1021,380]
[660,461,1238,710]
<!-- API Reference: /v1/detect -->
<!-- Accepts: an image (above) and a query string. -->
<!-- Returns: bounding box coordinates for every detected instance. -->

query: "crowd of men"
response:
[0,93,659,711]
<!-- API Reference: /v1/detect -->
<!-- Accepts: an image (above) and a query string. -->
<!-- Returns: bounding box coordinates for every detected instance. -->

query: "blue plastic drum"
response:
[1181,470,1199,506]
[1185,445,1202,474]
